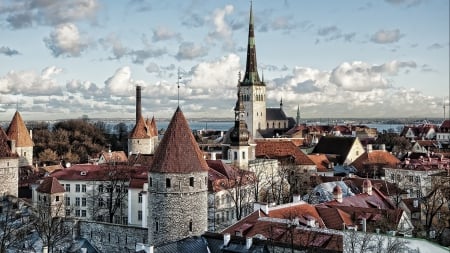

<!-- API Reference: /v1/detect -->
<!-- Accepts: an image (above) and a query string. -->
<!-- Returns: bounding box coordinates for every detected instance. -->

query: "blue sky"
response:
[0,0,448,121]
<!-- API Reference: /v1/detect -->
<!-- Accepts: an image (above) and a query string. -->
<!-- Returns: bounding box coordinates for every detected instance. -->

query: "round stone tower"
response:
[148,107,208,246]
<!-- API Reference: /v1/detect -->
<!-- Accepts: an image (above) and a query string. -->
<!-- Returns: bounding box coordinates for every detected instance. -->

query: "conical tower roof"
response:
[150,107,209,174]
[129,115,151,139]
[241,2,264,87]
[6,111,33,147]
[146,116,158,137]
[0,127,17,158]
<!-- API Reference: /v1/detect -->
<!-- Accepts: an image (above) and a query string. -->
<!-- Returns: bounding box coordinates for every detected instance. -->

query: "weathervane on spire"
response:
[177,68,181,107]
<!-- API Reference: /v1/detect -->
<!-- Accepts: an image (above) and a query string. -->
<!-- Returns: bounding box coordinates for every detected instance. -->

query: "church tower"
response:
[148,107,208,246]
[240,3,266,138]
[229,80,250,169]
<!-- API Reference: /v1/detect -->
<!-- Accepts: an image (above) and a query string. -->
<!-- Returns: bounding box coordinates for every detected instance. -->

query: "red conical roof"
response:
[150,107,209,174]
[129,115,151,139]
[7,111,34,147]
[36,177,65,194]
[0,127,17,158]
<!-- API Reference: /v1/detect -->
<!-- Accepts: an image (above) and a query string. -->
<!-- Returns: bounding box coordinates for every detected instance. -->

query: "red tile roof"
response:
[316,206,353,230]
[222,203,343,252]
[50,164,148,181]
[255,140,315,165]
[36,176,65,194]
[308,154,330,172]
[207,160,255,192]
[351,150,400,171]
[150,107,209,174]
[129,115,151,139]
[6,111,34,147]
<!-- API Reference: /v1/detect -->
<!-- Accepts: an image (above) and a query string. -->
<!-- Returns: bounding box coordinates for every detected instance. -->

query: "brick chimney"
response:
[136,85,142,123]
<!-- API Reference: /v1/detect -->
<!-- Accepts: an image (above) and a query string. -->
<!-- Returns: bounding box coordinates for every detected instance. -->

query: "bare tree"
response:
[344,230,409,253]
[86,163,131,224]
[31,202,72,253]
[0,197,32,253]
[220,168,255,221]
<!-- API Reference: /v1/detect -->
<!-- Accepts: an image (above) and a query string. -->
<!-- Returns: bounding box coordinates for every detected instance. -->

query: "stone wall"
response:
[148,171,208,246]
[77,220,147,252]
[0,157,19,197]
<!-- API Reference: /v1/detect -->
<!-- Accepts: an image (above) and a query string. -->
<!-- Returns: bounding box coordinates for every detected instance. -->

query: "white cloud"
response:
[104,66,136,97]
[175,42,208,60]
[0,66,63,96]
[44,23,90,57]
[2,0,99,29]
[371,29,403,44]
[152,26,181,42]
[330,61,390,91]
[207,5,235,50]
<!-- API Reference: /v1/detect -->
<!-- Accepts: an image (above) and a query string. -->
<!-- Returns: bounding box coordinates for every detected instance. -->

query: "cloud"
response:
[370,29,403,44]
[385,0,423,7]
[427,42,448,50]
[127,0,152,12]
[316,26,356,43]
[175,42,208,60]
[1,0,99,29]
[152,26,181,42]
[99,34,128,60]
[371,60,417,75]
[104,66,137,97]
[145,62,160,73]
[207,5,235,50]
[128,47,167,64]
[66,79,101,98]
[0,46,20,56]
[181,13,206,28]
[44,23,90,57]
[0,66,63,96]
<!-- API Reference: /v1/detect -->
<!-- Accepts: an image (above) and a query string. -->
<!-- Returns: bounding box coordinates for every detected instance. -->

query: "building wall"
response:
[16,146,33,167]
[128,138,153,155]
[148,171,208,246]
[345,140,365,165]
[242,85,266,138]
[0,157,19,197]
[128,186,145,227]
[266,119,288,130]
[77,220,148,253]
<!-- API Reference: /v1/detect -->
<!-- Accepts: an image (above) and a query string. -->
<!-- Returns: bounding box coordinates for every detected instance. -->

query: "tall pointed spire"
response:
[231,73,250,146]
[242,1,264,86]
[296,105,301,126]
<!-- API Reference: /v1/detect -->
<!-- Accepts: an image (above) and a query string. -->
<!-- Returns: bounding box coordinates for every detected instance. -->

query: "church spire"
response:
[296,105,301,126]
[242,2,263,86]
[230,73,249,146]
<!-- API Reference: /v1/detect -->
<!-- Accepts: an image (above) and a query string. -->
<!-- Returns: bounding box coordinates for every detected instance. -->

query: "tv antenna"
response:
[177,68,181,107]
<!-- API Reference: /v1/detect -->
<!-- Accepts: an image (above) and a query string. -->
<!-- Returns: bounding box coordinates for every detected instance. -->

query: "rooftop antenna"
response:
[177,68,181,107]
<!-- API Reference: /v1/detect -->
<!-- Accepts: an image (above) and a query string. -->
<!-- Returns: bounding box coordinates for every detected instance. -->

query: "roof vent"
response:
[80,171,87,176]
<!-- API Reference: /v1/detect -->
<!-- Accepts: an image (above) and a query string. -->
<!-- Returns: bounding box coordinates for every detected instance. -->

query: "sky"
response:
[0,0,448,121]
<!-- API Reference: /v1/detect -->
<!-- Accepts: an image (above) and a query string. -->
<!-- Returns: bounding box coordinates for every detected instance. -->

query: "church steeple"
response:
[242,2,264,86]
[230,73,249,146]
[296,105,301,126]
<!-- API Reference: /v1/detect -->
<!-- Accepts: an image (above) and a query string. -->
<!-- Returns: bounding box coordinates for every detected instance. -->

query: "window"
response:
[189,220,193,232]
[189,177,194,187]
[242,151,246,160]
[82,184,86,192]
[65,197,71,206]
[81,210,87,217]
[43,196,47,202]
[138,193,142,203]
[155,220,159,232]
[75,197,80,206]
[99,184,103,193]
[55,196,60,202]
[166,178,171,188]
[75,210,80,217]
[82,198,86,206]
[65,184,71,192]
[98,198,104,207]
[415,176,420,183]
[408,175,414,182]
[76,184,80,192]
[138,211,142,221]
[396,174,401,182]
[149,177,152,187]
[234,152,237,160]
[65,209,71,216]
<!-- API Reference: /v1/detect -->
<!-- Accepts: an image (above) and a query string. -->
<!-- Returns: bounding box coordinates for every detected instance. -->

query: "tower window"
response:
[242,151,246,160]
[166,178,171,188]
[189,177,194,187]
[189,220,193,232]
[149,177,152,187]
[234,152,237,160]
[155,220,159,232]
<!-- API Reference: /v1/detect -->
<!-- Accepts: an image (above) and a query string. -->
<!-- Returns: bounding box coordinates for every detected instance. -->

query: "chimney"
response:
[42,246,48,253]
[366,144,372,153]
[245,237,253,249]
[363,179,372,196]
[333,185,343,203]
[379,144,386,151]
[136,85,142,123]
[253,202,269,214]
[211,152,216,160]
[29,129,33,139]
[292,194,301,203]
[223,233,230,247]
[362,218,367,232]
